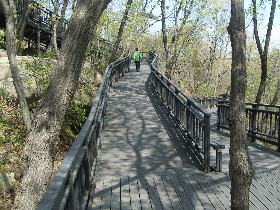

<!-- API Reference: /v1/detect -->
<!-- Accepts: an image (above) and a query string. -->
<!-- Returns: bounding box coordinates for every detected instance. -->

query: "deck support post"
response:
[250,103,257,143]
[275,115,280,152]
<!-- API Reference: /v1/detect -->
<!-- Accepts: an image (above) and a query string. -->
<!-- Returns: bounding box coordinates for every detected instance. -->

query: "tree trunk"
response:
[108,0,133,64]
[227,0,254,209]
[57,0,69,33]
[253,0,276,104]
[0,0,31,130]
[161,0,171,78]
[16,0,31,52]
[13,0,112,209]
[161,0,194,81]
[271,78,280,105]
[47,0,59,59]
[255,56,268,103]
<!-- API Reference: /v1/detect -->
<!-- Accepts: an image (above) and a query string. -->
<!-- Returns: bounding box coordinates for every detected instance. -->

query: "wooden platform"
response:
[89,62,280,209]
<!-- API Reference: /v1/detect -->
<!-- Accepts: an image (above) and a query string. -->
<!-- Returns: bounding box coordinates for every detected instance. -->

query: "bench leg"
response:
[216,150,222,172]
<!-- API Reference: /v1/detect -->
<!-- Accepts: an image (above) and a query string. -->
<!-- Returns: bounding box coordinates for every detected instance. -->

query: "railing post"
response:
[167,82,171,108]
[251,103,257,143]
[217,101,221,130]
[186,101,191,136]
[175,89,179,118]
[204,114,211,172]
[129,58,131,72]
[278,111,280,152]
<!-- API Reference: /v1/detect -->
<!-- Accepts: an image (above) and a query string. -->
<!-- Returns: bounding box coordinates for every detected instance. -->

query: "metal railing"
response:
[149,51,212,172]
[217,100,280,152]
[37,53,131,210]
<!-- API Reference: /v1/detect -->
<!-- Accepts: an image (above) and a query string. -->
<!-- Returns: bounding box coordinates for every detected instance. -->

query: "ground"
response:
[0,96,78,209]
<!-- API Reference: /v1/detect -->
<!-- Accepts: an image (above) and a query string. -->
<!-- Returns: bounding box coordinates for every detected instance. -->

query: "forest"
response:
[1,0,279,102]
[0,0,279,209]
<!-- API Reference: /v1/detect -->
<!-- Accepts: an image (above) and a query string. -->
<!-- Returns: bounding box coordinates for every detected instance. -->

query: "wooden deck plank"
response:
[160,175,185,209]
[169,175,195,209]
[253,173,280,208]
[188,173,217,209]
[143,176,164,209]
[269,168,280,180]
[152,176,174,210]
[258,170,280,190]
[110,179,121,210]
[177,174,205,210]
[208,172,231,206]
[137,176,153,210]
[129,178,142,209]
[255,173,280,207]
[199,173,229,210]
[250,181,271,209]
[120,177,132,210]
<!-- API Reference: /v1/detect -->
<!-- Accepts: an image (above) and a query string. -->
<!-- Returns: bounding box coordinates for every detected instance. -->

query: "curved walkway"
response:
[90,61,280,210]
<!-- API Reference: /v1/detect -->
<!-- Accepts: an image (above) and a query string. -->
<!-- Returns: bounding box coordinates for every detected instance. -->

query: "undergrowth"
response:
[0,57,99,209]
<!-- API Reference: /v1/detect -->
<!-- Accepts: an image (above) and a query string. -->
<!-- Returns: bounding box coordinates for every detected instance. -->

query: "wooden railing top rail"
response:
[219,100,280,109]
[149,51,211,117]
[149,51,227,172]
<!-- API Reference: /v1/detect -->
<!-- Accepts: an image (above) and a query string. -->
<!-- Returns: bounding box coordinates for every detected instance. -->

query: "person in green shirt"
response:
[133,48,142,71]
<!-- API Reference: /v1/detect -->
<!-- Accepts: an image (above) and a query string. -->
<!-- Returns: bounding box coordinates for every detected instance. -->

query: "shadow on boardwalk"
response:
[145,73,204,172]
[90,62,280,210]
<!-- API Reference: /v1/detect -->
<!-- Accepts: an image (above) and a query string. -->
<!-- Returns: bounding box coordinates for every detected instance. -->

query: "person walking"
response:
[133,48,142,71]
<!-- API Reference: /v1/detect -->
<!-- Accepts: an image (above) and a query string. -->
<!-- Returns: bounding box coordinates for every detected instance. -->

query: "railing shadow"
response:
[145,73,204,172]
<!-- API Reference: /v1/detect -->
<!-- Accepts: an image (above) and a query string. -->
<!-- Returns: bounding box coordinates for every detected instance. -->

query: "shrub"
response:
[64,102,88,134]
[0,29,6,49]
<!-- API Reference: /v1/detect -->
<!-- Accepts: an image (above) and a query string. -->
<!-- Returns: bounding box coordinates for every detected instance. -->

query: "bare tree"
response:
[47,0,60,59]
[57,0,69,32]
[227,0,254,209]
[161,0,194,80]
[108,0,133,64]
[10,0,112,209]
[0,0,31,129]
[252,0,276,104]
[16,0,31,52]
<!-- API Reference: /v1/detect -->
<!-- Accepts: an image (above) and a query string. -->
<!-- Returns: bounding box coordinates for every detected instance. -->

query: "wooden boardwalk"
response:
[90,62,280,209]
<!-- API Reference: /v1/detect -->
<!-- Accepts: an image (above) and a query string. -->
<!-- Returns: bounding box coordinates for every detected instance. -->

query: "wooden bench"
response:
[210,140,225,172]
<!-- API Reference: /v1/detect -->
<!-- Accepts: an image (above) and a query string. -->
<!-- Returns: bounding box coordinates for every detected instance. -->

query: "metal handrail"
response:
[149,51,212,172]
[37,53,131,210]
